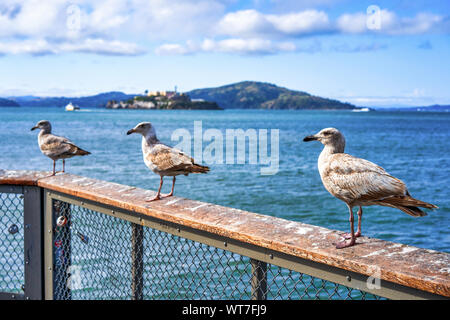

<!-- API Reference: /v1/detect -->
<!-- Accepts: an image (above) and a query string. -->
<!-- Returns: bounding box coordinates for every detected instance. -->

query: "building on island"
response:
[147,86,178,99]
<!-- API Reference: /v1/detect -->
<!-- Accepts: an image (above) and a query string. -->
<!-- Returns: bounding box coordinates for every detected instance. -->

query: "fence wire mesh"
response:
[0,191,24,294]
[48,198,384,300]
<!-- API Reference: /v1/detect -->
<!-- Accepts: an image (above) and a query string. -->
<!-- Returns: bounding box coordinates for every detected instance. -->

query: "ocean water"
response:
[0,107,449,253]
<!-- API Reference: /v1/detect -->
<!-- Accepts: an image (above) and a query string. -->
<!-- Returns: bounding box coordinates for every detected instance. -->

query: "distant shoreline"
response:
[1,80,449,112]
[3,105,450,113]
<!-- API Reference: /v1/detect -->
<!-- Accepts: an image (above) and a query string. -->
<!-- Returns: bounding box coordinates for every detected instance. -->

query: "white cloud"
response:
[216,8,446,40]
[86,0,130,33]
[336,10,445,35]
[0,0,224,56]
[0,1,448,57]
[216,9,331,38]
[336,12,367,33]
[266,10,331,35]
[60,38,144,56]
[0,0,225,39]
[210,38,296,54]
[216,10,274,37]
[269,0,344,10]
[0,39,51,55]
[0,38,144,56]
[156,38,388,56]
[330,42,388,53]
[156,38,297,55]
[0,0,65,38]
[155,43,192,55]
[389,12,444,35]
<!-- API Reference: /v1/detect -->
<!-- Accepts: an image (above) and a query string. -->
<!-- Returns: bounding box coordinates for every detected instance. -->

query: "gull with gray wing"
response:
[127,122,209,201]
[31,120,91,175]
[303,128,437,249]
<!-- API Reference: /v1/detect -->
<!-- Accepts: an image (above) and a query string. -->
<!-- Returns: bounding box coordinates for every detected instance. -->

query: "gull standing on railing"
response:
[127,122,209,201]
[303,128,437,249]
[31,120,91,175]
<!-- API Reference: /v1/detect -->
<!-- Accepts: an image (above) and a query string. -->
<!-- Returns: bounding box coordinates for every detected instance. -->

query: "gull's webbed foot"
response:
[146,195,161,202]
[335,237,356,249]
[344,231,362,239]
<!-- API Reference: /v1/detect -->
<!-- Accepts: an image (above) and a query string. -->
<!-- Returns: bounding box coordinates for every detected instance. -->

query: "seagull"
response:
[303,128,437,249]
[31,120,91,175]
[127,122,210,201]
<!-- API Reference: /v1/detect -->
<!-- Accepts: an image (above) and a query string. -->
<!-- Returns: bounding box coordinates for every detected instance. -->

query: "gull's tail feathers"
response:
[75,147,91,156]
[377,195,438,217]
[190,164,210,174]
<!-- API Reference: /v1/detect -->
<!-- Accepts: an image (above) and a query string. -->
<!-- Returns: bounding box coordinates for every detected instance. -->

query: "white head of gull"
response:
[303,127,437,249]
[127,122,209,202]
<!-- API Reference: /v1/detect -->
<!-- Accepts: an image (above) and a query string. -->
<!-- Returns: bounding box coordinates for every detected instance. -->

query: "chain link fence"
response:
[1,175,446,300]
[0,191,24,295]
[48,199,383,300]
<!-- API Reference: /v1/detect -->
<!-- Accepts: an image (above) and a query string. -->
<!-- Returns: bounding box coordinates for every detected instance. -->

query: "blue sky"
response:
[0,0,449,107]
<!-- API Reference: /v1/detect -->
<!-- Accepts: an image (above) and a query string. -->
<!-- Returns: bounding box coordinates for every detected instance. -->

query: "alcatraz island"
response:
[106,89,222,110]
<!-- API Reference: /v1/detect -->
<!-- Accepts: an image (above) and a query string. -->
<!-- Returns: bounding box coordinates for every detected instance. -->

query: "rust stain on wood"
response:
[1,170,449,297]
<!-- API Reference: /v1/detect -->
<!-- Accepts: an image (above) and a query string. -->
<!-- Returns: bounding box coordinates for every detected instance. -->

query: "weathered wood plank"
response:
[0,170,54,186]
[1,170,449,297]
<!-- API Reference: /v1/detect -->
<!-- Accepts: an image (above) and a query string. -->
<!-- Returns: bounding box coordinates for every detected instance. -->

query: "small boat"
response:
[352,107,370,112]
[65,102,80,111]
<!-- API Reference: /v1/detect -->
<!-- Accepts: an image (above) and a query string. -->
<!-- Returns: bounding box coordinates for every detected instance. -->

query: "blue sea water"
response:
[1,107,449,253]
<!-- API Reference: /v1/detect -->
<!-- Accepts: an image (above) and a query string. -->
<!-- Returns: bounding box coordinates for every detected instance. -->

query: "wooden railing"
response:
[0,170,448,300]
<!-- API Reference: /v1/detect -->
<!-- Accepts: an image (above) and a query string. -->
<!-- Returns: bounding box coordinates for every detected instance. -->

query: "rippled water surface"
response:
[1,107,449,252]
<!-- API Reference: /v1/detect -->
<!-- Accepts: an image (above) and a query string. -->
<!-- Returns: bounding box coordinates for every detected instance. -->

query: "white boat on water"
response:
[352,107,370,112]
[65,102,80,111]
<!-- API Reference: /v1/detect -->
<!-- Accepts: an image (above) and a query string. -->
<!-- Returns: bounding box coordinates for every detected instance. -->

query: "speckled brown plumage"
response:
[31,120,90,175]
[127,122,209,201]
[304,127,437,249]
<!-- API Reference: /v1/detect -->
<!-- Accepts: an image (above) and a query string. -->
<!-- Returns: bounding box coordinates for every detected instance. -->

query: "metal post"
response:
[131,223,144,300]
[251,259,267,300]
[52,200,72,300]
[23,186,44,300]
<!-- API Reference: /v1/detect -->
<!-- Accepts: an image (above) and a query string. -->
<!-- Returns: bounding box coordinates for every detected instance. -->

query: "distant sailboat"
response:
[65,102,80,111]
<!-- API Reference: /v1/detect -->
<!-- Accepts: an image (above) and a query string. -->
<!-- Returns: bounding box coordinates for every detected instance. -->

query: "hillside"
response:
[10,83,448,111]
[10,91,135,108]
[0,98,20,107]
[187,81,356,110]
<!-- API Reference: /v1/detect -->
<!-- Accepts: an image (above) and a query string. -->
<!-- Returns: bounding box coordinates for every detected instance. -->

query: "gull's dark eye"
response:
[323,131,332,136]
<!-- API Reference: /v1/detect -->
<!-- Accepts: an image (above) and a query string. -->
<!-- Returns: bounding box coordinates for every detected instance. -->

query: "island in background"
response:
[1,81,357,110]
[187,81,356,110]
[0,98,20,107]
[106,90,222,110]
[107,81,356,111]
[2,81,449,111]
[5,92,134,108]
